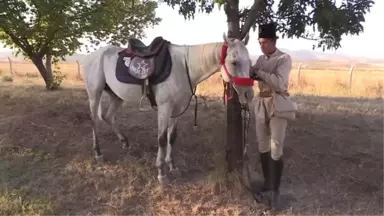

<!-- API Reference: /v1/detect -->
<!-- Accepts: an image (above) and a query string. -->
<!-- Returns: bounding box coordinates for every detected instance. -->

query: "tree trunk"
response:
[224,0,244,173]
[45,54,53,80]
[31,55,54,90]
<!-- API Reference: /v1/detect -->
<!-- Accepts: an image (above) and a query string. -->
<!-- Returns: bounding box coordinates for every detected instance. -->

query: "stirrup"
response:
[139,94,152,112]
[139,79,153,112]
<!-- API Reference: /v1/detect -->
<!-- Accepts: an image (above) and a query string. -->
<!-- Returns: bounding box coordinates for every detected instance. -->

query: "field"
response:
[0,61,383,215]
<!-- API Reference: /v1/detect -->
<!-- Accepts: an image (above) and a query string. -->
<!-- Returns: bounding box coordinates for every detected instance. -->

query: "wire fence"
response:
[0,58,383,92]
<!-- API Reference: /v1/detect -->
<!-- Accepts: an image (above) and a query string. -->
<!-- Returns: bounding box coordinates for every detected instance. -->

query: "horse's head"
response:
[220,32,254,107]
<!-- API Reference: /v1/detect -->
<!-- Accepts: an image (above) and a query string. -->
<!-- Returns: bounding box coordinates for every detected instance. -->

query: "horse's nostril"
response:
[245,92,248,99]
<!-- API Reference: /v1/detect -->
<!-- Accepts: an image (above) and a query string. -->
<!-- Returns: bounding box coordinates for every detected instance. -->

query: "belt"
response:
[259,91,272,98]
[258,91,290,98]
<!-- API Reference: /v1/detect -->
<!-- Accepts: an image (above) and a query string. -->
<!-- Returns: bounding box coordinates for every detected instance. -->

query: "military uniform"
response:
[251,23,298,210]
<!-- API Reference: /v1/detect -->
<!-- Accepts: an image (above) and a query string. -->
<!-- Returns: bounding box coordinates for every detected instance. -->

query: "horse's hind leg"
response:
[102,91,129,148]
[88,90,104,162]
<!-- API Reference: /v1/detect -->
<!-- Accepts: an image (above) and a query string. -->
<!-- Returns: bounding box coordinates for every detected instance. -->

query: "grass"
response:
[196,62,384,99]
[0,61,383,98]
[0,60,383,215]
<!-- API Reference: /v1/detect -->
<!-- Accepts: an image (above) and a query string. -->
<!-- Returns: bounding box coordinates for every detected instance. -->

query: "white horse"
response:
[82,33,255,184]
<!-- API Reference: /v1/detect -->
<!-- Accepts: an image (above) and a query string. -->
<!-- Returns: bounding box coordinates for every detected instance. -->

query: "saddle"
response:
[115,36,172,111]
[128,37,167,57]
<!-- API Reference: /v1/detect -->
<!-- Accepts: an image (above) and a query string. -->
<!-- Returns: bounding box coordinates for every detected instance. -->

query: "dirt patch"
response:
[0,80,382,215]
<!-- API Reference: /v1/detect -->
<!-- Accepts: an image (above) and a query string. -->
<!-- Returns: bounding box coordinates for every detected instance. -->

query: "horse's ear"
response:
[243,32,250,46]
[223,32,231,45]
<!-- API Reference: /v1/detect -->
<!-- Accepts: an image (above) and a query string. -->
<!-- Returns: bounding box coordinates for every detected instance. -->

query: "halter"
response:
[220,42,254,105]
[220,42,256,198]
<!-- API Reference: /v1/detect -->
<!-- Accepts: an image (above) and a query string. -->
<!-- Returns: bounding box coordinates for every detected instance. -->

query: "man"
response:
[250,22,297,210]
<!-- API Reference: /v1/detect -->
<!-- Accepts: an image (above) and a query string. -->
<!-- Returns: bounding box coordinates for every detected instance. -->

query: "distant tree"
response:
[0,0,161,90]
[163,0,375,173]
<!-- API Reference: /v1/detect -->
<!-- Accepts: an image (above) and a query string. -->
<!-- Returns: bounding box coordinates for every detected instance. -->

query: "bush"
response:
[2,75,13,82]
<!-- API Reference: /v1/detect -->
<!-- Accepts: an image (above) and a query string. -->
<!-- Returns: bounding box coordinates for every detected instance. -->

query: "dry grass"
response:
[0,61,383,98]
[196,62,384,99]
[0,62,82,81]
[0,60,383,215]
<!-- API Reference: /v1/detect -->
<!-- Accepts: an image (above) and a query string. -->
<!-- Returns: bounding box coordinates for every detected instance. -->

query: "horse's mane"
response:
[181,42,223,77]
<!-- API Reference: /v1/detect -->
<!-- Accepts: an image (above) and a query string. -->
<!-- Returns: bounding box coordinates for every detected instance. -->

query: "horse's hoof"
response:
[252,192,263,203]
[139,107,152,112]
[95,154,105,164]
[158,175,169,185]
[121,140,129,149]
[169,168,181,177]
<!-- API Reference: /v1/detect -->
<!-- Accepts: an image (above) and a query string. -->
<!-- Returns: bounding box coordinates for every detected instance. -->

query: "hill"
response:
[1,47,383,66]
[250,49,383,65]
[0,51,87,64]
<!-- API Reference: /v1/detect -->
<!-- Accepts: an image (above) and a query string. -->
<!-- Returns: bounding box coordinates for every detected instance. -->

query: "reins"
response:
[171,40,255,150]
[170,40,257,199]
[239,103,255,194]
[170,49,198,128]
[219,41,257,198]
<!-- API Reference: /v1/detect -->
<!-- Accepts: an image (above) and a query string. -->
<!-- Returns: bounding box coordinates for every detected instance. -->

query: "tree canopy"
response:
[0,0,161,89]
[163,0,374,51]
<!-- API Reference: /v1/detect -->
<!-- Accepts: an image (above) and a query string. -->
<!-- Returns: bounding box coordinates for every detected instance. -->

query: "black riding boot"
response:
[254,151,271,193]
[270,157,283,210]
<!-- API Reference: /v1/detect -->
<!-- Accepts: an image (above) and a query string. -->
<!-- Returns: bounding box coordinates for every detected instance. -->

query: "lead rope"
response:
[239,105,255,194]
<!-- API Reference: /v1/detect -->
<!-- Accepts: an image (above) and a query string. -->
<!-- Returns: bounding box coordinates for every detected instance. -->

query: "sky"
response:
[1,0,382,59]
[141,0,382,58]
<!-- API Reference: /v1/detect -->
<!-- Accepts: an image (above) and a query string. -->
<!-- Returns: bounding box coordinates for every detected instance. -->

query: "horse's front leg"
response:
[165,117,180,176]
[156,104,171,185]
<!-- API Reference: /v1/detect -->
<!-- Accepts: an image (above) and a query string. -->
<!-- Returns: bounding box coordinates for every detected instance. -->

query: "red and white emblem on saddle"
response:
[136,60,150,75]
[124,56,155,80]
[123,57,131,67]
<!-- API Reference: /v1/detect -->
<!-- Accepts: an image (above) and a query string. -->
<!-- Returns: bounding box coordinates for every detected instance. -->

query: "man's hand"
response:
[250,73,262,81]
[250,65,262,81]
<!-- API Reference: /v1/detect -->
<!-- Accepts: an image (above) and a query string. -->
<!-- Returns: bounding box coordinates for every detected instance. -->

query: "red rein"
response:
[220,43,254,105]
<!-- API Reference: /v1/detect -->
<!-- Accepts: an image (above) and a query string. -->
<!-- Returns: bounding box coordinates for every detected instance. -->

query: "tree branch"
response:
[240,0,265,39]
[38,28,60,56]
[2,29,32,56]
[224,0,239,22]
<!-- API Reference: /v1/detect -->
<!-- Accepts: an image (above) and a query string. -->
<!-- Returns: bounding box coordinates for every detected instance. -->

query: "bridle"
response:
[171,40,254,129]
[219,41,257,197]
[219,42,254,104]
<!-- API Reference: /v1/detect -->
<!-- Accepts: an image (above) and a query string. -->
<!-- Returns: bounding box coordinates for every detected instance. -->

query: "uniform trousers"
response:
[256,114,287,161]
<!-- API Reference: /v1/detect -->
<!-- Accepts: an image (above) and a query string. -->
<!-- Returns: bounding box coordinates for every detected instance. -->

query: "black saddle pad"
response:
[115,41,172,85]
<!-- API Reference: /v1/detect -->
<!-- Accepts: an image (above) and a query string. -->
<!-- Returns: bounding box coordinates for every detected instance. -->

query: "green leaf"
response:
[162,0,375,51]
[0,0,161,59]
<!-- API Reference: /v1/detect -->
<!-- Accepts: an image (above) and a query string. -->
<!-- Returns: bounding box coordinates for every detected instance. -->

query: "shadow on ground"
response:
[0,82,382,215]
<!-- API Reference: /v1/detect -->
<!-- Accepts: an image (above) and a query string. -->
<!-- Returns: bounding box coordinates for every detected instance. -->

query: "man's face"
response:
[258,38,276,55]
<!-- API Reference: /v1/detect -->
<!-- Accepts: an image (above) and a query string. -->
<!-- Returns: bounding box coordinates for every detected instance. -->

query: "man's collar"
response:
[266,48,280,59]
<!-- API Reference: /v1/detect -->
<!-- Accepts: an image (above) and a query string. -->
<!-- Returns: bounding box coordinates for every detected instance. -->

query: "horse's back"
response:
[82,45,124,92]
[82,43,188,104]
[84,45,123,68]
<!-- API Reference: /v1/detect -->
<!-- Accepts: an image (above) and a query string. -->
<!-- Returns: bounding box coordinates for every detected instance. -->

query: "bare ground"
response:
[0,80,383,215]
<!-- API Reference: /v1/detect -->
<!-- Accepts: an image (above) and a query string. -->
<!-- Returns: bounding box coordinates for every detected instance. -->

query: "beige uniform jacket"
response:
[252,48,297,122]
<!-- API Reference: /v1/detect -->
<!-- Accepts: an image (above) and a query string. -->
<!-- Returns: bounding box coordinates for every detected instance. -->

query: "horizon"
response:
[0,0,382,60]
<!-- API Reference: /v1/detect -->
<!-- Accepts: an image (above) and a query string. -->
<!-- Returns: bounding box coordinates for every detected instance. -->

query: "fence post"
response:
[349,65,354,89]
[76,60,81,80]
[7,57,13,77]
[297,63,302,85]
